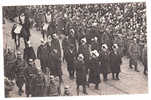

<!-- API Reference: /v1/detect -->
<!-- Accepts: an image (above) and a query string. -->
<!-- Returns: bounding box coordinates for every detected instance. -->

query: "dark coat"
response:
[110,51,122,73]
[47,43,62,76]
[24,64,38,96]
[47,21,56,36]
[75,60,87,86]
[78,44,90,62]
[23,46,36,62]
[13,59,26,88]
[4,52,16,80]
[19,16,31,39]
[51,39,61,58]
[99,51,111,73]
[37,44,49,67]
[31,73,45,97]
[88,58,101,84]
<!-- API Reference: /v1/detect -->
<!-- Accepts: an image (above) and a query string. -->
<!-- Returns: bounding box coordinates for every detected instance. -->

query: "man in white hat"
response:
[110,44,122,80]
[88,50,101,90]
[100,44,111,81]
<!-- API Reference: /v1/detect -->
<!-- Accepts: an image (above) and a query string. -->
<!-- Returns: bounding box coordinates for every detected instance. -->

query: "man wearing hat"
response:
[4,47,16,81]
[110,44,122,80]
[47,75,59,96]
[99,44,111,81]
[24,59,38,97]
[31,69,45,97]
[23,41,36,62]
[75,54,88,95]
[13,51,26,96]
[88,50,101,89]
[37,39,49,73]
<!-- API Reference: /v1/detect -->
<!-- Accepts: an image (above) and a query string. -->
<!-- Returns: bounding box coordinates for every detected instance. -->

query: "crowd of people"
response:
[3,2,147,97]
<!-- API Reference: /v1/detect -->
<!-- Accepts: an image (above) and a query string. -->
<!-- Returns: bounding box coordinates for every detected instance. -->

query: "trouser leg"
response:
[112,73,115,79]
[116,72,120,80]
[83,85,88,94]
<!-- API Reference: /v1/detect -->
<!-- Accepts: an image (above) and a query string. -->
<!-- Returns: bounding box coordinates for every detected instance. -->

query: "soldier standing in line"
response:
[31,69,46,97]
[47,75,59,96]
[128,37,141,72]
[24,59,38,97]
[13,51,26,96]
[4,47,16,81]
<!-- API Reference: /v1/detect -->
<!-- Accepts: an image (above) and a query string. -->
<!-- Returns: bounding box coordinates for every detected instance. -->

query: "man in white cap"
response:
[99,44,111,81]
[110,44,122,80]
[75,54,88,95]
[23,41,36,62]
[88,50,101,89]
[37,38,49,73]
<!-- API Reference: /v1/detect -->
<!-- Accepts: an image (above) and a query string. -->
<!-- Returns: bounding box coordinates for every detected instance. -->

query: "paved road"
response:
[3,19,148,97]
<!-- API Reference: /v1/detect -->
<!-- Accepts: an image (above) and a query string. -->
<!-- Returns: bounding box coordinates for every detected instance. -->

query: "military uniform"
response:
[4,51,16,80]
[13,58,26,96]
[37,44,49,73]
[24,64,38,97]
[75,59,87,95]
[31,72,45,97]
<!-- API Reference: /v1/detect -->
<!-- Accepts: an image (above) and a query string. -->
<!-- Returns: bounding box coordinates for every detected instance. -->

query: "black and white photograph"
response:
[2,2,148,98]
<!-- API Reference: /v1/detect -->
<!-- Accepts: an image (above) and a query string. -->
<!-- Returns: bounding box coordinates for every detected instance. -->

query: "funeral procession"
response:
[3,2,148,97]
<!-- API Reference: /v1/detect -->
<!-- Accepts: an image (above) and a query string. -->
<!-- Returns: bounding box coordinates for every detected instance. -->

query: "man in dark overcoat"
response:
[13,51,26,96]
[4,48,16,80]
[23,41,36,62]
[99,44,111,81]
[24,59,38,97]
[37,39,49,73]
[110,44,122,80]
[75,54,88,95]
[31,69,46,97]
[88,50,101,89]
